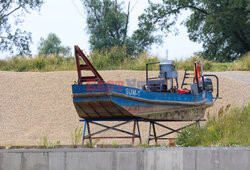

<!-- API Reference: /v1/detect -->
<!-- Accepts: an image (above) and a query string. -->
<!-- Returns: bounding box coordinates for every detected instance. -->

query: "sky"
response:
[2,0,203,60]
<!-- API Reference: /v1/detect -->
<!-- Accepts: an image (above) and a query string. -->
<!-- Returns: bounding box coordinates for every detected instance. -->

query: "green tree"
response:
[0,0,43,54]
[82,0,159,54]
[131,18,162,53]
[138,0,250,62]
[248,2,250,23]
[82,0,129,50]
[38,33,71,56]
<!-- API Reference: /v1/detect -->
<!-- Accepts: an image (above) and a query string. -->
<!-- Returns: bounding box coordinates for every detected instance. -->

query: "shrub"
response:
[90,46,159,70]
[0,50,249,72]
[176,103,250,147]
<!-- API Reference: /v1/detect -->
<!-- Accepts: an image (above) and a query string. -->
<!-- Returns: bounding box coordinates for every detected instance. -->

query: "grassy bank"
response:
[0,55,77,72]
[0,48,159,72]
[0,49,249,72]
[175,52,250,71]
[176,103,250,147]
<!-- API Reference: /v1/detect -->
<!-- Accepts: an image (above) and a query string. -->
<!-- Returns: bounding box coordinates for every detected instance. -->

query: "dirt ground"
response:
[0,70,249,146]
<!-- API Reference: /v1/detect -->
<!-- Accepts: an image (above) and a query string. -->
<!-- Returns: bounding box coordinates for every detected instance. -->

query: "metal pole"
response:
[86,121,92,146]
[146,63,148,87]
[194,62,200,92]
[132,120,136,145]
[176,77,178,93]
[82,120,87,145]
[152,121,157,144]
[181,70,187,89]
[196,120,200,128]
[148,122,152,145]
[136,120,142,144]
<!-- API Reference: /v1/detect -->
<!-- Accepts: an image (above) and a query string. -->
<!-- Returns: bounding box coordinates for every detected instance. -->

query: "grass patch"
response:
[89,47,159,70]
[0,46,159,71]
[176,103,250,147]
[174,52,250,71]
[71,126,83,147]
[0,48,249,72]
[0,55,76,72]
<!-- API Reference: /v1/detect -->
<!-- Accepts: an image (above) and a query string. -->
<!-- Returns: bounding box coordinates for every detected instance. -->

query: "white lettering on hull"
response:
[125,88,141,97]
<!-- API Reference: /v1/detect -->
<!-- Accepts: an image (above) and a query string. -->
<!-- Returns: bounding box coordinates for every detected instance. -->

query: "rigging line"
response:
[71,0,86,19]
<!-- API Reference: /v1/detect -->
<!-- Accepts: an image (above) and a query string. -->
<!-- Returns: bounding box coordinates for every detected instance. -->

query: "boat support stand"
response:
[147,119,206,145]
[79,118,143,146]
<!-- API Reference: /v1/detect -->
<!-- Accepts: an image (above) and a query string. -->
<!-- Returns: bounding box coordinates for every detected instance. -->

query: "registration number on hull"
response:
[125,88,141,97]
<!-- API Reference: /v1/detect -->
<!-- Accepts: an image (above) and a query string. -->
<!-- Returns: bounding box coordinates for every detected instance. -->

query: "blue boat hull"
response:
[72,84,213,121]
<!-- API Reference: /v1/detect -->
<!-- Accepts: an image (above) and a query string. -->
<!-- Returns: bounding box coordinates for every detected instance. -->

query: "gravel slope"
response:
[0,71,249,146]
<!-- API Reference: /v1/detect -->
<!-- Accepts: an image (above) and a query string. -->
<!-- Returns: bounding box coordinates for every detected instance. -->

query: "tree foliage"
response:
[247,1,250,23]
[0,0,43,54]
[82,0,129,49]
[38,33,71,56]
[82,0,160,54]
[138,0,250,62]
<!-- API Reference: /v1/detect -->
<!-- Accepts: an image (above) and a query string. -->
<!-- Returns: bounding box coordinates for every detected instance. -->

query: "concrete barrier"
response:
[0,147,249,170]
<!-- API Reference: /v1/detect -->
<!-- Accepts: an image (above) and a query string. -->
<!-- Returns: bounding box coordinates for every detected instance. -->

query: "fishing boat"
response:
[72,46,219,121]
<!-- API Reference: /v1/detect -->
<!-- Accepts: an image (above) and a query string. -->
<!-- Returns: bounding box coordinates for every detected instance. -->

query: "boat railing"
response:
[203,74,220,102]
[146,62,160,86]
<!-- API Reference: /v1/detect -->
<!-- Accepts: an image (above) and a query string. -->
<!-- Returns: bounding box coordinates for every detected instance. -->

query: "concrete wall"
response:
[0,147,249,170]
